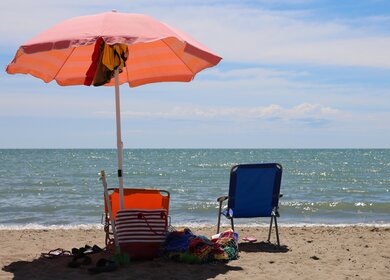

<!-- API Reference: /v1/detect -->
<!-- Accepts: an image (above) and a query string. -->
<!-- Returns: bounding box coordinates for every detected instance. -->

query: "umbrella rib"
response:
[161,39,195,75]
[52,47,76,81]
[125,58,131,85]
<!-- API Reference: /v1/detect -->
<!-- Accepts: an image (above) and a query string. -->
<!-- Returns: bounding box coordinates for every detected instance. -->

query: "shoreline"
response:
[1,222,390,230]
[1,225,389,279]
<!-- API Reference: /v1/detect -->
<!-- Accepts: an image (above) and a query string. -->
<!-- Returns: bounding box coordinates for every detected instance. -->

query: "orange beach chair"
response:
[103,187,170,247]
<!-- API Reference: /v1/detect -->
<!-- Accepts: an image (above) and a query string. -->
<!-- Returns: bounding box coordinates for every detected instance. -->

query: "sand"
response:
[0,226,389,280]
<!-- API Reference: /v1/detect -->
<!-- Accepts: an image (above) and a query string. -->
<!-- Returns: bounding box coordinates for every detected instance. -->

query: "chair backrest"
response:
[106,188,170,221]
[228,163,282,218]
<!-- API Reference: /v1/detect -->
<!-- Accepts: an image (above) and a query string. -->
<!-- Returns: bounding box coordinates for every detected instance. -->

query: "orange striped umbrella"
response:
[6,11,222,208]
[6,11,222,87]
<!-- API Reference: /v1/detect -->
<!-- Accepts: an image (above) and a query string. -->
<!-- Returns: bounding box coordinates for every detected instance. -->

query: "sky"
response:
[0,0,389,148]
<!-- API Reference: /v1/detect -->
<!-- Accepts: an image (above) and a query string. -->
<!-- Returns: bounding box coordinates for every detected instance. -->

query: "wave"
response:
[1,222,389,230]
[0,223,104,230]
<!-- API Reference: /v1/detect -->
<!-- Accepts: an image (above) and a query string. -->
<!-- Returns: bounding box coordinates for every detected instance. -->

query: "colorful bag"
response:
[115,209,168,260]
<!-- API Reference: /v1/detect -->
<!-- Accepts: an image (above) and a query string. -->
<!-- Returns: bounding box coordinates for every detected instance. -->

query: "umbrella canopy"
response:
[6,11,221,87]
[6,11,222,209]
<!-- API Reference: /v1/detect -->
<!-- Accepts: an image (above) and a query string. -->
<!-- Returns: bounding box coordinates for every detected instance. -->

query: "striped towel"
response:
[116,209,168,244]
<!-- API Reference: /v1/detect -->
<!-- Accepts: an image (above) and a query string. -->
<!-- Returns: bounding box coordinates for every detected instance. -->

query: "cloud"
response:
[208,8,390,68]
[2,1,390,69]
[117,103,343,123]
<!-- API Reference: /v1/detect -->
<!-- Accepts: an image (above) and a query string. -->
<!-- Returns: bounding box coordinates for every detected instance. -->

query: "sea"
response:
[0,149,389,229]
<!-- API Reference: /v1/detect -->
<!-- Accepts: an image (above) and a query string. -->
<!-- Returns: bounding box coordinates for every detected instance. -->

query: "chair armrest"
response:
[217,196,229,202]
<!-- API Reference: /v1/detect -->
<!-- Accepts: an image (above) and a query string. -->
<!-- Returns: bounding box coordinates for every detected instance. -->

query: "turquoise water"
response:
[0,149,389,228]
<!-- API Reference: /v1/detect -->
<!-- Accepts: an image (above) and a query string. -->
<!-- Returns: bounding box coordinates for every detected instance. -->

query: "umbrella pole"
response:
[114,69,125,210]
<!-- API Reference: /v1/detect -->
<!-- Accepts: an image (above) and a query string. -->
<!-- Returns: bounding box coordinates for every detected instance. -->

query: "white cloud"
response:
[117,103,343,122]
[2,1,390,68]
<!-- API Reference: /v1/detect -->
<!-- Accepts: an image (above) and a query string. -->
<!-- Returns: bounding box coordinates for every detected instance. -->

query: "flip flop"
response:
[88,258,118,274]
[41,248,72,259]
[71,246,87,256]
[242,236,257,243]
[68,255,92,268]
[92,245,104,253]
[71,244,103,256]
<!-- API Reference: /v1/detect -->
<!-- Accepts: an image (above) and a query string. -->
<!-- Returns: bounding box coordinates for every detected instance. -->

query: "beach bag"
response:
[115,208,168,260]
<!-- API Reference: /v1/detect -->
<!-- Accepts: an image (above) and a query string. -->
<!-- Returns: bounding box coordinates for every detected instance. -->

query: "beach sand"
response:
[1,226,389,279]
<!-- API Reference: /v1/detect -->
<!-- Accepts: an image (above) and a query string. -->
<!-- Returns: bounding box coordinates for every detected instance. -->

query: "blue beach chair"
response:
[217,163,283,246]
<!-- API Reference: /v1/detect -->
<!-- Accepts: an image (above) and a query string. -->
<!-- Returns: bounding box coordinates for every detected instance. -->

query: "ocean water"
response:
[0,149,389,228]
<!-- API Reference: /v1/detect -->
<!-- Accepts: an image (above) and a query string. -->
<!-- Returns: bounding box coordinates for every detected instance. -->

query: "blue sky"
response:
[0,0,389,148]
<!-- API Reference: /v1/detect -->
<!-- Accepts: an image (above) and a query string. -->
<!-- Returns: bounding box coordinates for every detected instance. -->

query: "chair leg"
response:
[217,214,221,234]
[267,216,273,243]
[274,216,280,246]
[217,201,223,234]
[230,217,235,232]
